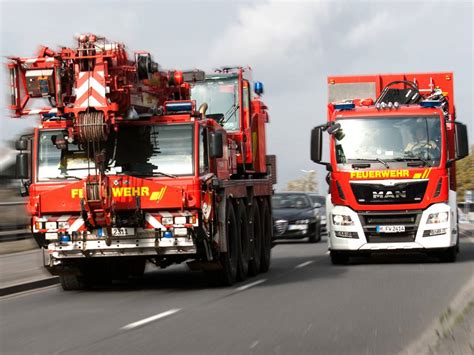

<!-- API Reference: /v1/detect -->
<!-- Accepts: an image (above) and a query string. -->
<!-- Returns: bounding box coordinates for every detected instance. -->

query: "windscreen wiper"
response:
[349,158,390,169]
[133,172,177,179]
[394,157,430,167]
[398,152,430,166]
[48,175,82,180]
[221,104,239,125]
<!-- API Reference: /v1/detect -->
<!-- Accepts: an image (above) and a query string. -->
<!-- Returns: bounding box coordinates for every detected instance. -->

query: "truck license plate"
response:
[376,225,405,233]
[111,227,135,236]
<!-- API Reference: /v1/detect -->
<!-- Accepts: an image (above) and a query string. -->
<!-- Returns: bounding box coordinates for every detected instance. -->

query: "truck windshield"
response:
[37,124,194,180]
[191,77,240,131]
[334,116,442,167]
[111,124,194,176]
[38,130,96,181]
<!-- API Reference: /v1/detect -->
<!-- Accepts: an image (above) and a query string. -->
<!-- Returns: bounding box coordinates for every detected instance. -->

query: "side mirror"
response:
[16,139,28,151]
[16,153,29,179]
[210,132,224,158]
[310,127,323,163]
[455,122,469,160]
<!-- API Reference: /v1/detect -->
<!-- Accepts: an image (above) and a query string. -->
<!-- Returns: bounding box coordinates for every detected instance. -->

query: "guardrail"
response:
[0,200,30,241]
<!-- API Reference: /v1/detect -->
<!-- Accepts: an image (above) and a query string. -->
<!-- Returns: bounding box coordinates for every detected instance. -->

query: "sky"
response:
[0,0,472,191]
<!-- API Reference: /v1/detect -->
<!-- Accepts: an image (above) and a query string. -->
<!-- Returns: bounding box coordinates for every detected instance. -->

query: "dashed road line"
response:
[250,340,260,349]
[235,279,267,292]
[295,260,314,269]
[121,308,181,330]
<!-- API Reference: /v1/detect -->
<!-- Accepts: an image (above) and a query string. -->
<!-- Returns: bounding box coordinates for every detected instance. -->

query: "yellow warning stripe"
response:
[421,168,432,179]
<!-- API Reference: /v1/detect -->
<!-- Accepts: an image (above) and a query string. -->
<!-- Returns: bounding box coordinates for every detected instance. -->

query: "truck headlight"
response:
[58,221,70,229]
[427,212,448,224]
[332,214,354,226]
[162,217,173,225]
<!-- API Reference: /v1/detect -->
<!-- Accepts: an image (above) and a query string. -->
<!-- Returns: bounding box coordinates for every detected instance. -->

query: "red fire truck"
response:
[9,34,275,289]
[311,73,469,264]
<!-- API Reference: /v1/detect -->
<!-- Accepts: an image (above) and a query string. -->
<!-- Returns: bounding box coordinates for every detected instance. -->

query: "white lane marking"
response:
[235,279,267,292]
[295,260,314,269]
[250,340,259,349]
[121,308,181,330]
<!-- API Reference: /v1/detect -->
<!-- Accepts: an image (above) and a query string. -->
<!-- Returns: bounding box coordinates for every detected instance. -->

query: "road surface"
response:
[1,238,473,355]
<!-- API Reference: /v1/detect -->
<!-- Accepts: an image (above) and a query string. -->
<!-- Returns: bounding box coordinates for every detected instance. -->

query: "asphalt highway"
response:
[1,237,473,355]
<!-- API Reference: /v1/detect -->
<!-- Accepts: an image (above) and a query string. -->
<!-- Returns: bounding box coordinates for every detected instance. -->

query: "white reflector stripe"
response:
[67,217,84,233]
[145,213,165,230]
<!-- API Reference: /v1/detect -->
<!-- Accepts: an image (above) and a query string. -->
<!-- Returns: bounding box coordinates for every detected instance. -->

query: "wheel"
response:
[128,258,146,278]
[60,274,85,291]
[217,199,239,286]
[236,200,250,281]
[437,246,457,263]
[308,223,321,243]
[259,199,272,273]
[248,198,262,276]
[330,251,349,265]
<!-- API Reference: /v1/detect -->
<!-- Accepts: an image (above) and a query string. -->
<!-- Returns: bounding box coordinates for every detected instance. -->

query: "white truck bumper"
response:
[328,203,456,252]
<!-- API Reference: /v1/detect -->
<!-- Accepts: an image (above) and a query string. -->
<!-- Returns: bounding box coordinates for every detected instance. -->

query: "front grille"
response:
[351,181,428,205]
[360,210,422,243]
[274,220,288,236]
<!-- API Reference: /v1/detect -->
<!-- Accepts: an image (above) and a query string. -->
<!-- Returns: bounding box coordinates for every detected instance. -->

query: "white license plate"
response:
[376,225,405,233]
[111,227,135,236]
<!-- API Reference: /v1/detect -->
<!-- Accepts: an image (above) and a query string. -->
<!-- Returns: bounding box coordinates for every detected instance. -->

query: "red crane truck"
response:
[311,73,469,264]
[9,34,275,289]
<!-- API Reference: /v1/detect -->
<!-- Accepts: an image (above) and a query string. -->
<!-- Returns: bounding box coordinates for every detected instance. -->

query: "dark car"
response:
[308,193,327,234]
[272,192,321,243]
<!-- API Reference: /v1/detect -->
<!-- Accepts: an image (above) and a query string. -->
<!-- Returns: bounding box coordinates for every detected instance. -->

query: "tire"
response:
[129,258,146,278]
[438,246,457,263]
[308,223,321,243]
[330,251,349,265]
[260,199,272,273]
[236,200,250,281]
[248,198,262,276]
[60,274,85,291]
[218,199,239,286]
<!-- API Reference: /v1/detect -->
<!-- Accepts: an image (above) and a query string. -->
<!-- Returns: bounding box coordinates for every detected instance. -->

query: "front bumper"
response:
[328,203,456,252]
[273,222,316,239]
[44,228,197,268]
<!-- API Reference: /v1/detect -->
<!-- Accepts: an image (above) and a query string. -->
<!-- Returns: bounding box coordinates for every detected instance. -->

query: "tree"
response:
[285,171,318,192]
[456,145,474,201]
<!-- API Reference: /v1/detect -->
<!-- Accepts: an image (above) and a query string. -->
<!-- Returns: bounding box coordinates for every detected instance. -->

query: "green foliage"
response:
[456,145,474,201]
[285,171,318,192]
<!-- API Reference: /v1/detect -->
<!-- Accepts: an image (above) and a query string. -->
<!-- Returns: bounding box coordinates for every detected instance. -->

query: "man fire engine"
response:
[311,73,469,264]
[9,34,275,289]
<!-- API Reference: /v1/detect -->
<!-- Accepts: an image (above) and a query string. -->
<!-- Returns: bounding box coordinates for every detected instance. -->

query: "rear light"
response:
[58,221,70,229]
[45,232,58,240]
[174,216,187,225]
[173,228,188,237]
[45,221,58,230]
[162,217,173,225]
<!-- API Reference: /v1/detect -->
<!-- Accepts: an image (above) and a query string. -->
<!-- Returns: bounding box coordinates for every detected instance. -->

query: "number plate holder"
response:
[376,225,405,233]
[111,227,135,237]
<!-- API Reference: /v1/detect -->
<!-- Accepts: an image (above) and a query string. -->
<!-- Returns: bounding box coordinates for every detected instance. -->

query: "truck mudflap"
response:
[328,203,457,251]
